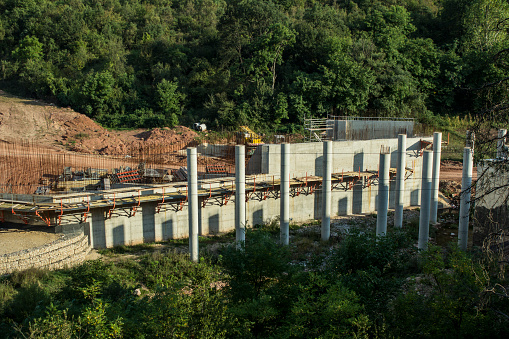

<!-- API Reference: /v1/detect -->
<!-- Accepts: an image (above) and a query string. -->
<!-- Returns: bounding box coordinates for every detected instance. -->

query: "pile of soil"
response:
[0,90,198,155]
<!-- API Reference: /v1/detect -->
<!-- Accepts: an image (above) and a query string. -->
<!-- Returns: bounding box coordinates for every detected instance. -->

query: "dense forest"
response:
[0,0,508,131]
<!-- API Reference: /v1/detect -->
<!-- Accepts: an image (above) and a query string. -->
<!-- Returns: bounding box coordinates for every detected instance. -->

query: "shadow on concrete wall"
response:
[411,189,420,206]
[91,209,107,248]
[197,204,203,235]
[162,218,174,240]
[315,155,323,177]
[112,223,125,246]
[338,197,348,215]
[142,203,156,243]
[374,189,379,212]
[389,181,396,208]
[253,209,264,226]
[353,152,364,214]
[209,214,220,234]
[313,191,321,220]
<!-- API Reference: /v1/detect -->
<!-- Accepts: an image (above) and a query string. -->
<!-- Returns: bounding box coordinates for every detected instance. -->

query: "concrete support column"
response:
[376,148,390,236]
[322,141,332,241]
[187,147,199,262]
[280,143,290,245]
[458,147,473,251]
[395,134,407,228]
[430,132,442,224]
[418,150,433,251]
[235,145,246,243]
[466,130,475,149]
[497,129,507,158]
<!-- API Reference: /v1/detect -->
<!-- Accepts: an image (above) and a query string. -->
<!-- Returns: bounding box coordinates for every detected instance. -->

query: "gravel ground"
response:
[0,226,60,255]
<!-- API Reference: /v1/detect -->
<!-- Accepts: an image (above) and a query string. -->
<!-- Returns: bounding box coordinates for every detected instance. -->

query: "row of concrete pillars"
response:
[417,132,474,251]
[186,132,476,261]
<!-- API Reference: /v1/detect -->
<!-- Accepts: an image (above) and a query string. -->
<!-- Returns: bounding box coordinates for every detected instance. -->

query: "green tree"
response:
[12,35,43,62]
[156,79,185,127]
[462,0,509,52]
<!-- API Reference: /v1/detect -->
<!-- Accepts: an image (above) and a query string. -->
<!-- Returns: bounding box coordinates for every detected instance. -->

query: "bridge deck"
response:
[0,168,409,225]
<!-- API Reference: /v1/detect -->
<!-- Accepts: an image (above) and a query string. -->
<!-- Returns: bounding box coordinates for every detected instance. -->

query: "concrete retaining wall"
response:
[85,173,421,249]
[0,232,90,275]
[85,139,427,248]
[259,138,428,178]
[330,120,414,140]
[474,161,509,245]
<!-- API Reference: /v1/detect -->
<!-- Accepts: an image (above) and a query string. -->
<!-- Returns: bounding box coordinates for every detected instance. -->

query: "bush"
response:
[388,244,509,338]
[327,229,418,315]
[220,231,292,302]
[277,273,370,339]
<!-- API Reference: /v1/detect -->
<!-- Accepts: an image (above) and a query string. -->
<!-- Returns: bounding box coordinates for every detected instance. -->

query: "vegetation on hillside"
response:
[1,218,508,338]
[0,0,508,131]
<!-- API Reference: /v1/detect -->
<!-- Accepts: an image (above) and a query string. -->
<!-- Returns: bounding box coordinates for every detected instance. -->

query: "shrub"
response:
[220,230,291,302]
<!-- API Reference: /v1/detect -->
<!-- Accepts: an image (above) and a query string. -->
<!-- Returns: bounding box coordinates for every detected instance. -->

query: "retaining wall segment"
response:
[0,232,90,275]
[84,138,428,248]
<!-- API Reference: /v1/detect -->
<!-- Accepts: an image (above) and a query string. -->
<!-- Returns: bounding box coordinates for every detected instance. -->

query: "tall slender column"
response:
[280,143,290,245]
[235,145,246,243]
[430,132,442,224]
[418,150,433,250]
[322,141,332,241]
[376,147,390,236]
[395,134,406,228]
[458,147,473,250]
[187,147,199,262]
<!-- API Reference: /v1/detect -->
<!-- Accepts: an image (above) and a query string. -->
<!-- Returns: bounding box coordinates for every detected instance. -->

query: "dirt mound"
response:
[132,127,198,146]
[0,90,198,154]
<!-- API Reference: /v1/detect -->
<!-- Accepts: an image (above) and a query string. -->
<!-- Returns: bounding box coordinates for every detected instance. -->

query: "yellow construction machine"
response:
[236,126,264,154]
[236,126,263,146]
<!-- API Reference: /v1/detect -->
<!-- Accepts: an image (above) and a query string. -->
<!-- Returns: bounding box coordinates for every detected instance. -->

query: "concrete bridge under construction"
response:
[0,136,436,249]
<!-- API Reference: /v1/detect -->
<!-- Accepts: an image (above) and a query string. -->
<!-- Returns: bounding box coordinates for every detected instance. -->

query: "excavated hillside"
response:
[0,90,198,154]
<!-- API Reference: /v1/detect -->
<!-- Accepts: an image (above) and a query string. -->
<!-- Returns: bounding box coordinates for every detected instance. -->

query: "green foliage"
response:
[156,78,185,127]
[0,0,503,129]
[389,244,509,337]
[221,230,292,301]
[12,35,43,62]
[2,225,509,338]
[279,273,370,338]
[328,229,418,315]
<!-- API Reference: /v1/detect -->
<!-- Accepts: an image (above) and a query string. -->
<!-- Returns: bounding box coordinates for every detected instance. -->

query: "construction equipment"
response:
[236,126,263,146]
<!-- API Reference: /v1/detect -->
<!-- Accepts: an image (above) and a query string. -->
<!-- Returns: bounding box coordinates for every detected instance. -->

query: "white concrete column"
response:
[497,129,507,158]
[395,134,406,228]
[458,147,473,251]
[187,147,199,262]
[430,132,442,224]
[466,130,475,149]
[418,150,433,251]
[322,141,332,241]
[235,145,246,243]
[280,143,290,245]
[376,148,390,237]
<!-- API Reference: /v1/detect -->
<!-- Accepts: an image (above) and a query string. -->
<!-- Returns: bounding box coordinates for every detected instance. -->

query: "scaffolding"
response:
[304,118,333,142]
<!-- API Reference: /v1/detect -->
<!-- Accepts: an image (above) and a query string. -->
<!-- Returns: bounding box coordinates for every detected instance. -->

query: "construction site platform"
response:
[0,168,413,227]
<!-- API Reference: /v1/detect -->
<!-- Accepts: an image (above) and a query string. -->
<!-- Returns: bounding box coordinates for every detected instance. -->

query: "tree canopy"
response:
[0,0,508,131]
